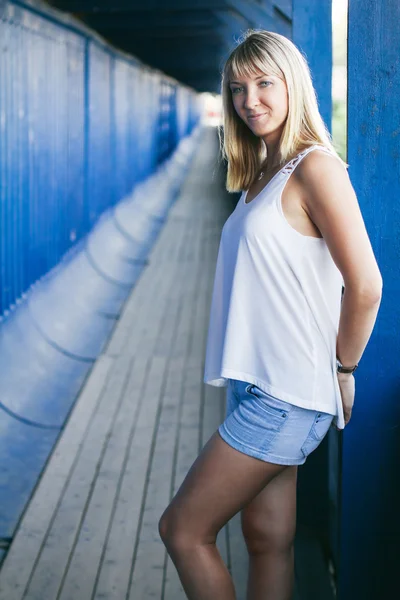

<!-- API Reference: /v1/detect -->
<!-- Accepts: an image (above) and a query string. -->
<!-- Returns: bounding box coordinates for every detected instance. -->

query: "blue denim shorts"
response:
[218,379,334,466]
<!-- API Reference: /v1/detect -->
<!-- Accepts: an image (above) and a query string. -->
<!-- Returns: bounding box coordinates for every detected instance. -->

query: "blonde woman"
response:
[159,30,382,600]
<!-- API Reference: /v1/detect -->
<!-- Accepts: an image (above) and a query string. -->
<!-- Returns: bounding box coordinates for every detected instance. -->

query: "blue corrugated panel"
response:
[0,0,201,317]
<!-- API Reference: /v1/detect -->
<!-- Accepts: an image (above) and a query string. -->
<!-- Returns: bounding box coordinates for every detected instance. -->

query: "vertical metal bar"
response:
[109,52,116,206]
[83,36,90,234]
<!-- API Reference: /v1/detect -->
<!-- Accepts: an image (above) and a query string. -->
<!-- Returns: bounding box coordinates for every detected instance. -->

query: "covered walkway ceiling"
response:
[50,0,293,92]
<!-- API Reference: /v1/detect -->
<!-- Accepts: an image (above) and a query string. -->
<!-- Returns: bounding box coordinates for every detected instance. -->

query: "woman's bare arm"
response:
[295,150,383,369]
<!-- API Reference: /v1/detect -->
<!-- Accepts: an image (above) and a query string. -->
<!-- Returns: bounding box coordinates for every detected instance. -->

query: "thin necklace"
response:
[258,162,279,181]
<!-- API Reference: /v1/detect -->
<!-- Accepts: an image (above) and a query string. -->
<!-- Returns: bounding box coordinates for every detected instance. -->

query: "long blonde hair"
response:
[220,30,348,192]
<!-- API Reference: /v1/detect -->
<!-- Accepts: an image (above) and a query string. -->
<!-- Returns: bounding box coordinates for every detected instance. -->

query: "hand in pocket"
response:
[337,373,355,427]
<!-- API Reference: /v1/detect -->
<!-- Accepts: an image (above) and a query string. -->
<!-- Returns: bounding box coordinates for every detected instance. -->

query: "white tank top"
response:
[203,144,345,430]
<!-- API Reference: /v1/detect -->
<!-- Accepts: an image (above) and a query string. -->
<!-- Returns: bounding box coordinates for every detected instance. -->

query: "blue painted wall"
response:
[339,1,400,597]
[0,0,200,319]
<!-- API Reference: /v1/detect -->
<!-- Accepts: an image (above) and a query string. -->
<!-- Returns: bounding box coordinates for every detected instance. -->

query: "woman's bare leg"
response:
[158,430,290,600]
[241,465,298,600]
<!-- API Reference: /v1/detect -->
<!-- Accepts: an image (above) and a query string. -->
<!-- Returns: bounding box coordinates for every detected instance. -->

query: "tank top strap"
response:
[279,144,336,179]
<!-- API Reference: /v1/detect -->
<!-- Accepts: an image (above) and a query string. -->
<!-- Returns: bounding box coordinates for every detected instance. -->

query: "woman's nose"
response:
[244,90,260,110]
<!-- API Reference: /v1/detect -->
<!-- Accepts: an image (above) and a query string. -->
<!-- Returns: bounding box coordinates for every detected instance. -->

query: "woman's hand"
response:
[336,372,356,428]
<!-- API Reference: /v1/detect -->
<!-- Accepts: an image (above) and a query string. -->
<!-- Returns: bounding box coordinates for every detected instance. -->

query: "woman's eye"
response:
[260,81,272,87]
[231,87,243,95]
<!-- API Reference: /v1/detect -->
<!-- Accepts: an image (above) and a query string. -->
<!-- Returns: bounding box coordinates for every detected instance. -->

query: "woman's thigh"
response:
[160,429,288,542]
[241,464,298,551]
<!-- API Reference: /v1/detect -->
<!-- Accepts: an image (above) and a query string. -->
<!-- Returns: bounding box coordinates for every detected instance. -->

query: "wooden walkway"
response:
[0,127,334,600]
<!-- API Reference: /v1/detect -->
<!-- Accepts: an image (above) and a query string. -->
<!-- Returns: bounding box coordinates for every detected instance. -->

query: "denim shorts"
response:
[218,379,334,466]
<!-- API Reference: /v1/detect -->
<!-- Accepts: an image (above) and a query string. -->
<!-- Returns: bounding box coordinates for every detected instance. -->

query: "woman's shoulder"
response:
[294,145,349,183]
[284,144,332,166]
[290,146,354,219]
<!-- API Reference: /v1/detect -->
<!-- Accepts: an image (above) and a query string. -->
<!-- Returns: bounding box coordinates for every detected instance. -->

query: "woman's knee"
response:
[158,507,203,553]
[158,510,170,543]
[241,510,296,555]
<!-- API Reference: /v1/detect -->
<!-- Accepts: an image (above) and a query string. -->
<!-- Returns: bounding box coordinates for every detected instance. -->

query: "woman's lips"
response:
[247,113,267,121]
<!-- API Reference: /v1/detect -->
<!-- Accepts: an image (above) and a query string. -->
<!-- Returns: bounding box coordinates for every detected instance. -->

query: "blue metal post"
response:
[339,1,400,597]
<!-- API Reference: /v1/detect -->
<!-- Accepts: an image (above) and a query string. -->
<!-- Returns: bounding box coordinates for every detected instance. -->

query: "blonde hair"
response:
[220,29,348,192]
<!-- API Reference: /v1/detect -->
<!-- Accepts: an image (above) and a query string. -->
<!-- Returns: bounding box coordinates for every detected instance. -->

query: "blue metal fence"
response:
[0,0,201,318]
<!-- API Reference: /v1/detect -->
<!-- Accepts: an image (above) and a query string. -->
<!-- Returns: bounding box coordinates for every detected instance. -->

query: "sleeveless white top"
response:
[203,144,346,430]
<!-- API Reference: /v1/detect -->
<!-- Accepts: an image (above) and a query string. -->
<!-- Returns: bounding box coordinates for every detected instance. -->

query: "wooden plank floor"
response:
[0,127,334,600]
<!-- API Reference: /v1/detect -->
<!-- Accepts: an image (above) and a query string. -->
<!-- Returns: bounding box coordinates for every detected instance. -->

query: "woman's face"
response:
[229,69,289,142]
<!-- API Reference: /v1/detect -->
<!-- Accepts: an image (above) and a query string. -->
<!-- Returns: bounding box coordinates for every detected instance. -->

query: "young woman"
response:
[158,30,382,600]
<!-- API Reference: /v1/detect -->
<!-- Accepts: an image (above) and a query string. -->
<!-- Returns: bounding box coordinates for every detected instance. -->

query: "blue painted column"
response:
[293,0,332,130]
[292,0,334,547]
[339,1,400,597]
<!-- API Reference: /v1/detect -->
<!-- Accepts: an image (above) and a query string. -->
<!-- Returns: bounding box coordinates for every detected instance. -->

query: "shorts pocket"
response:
[301,412,333,460]
[310,412,334,440]
[245,384,291,419]
[232,386,289,454]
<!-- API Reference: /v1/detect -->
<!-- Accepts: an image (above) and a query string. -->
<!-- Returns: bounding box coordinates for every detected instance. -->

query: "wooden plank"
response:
[57,356,167,600]
[93,219,199,599]
[22,352,135,600]
[127,229,203,599]
[89,364,167,599]
[104,209,181,358]
[162,257,212,597]
[25,220,191,599]
[227,512,249,600]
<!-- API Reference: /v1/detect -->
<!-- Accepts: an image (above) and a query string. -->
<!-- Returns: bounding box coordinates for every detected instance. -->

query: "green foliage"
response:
[332,98,347,161]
